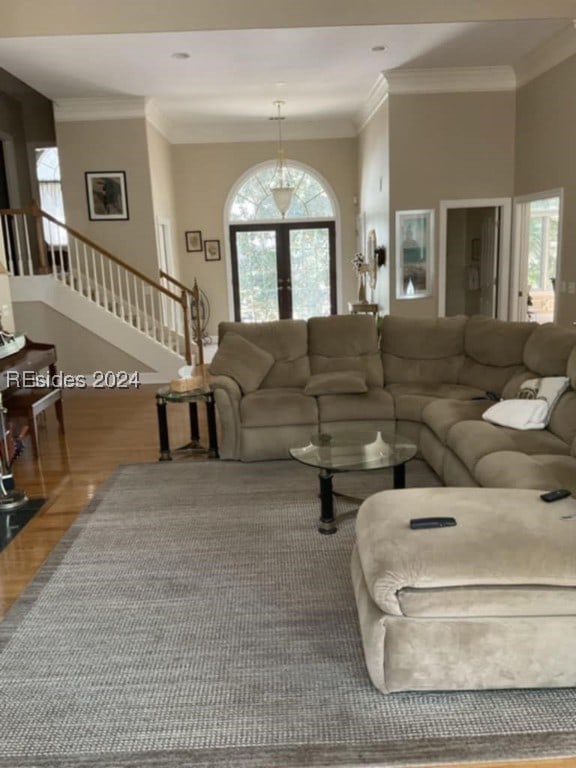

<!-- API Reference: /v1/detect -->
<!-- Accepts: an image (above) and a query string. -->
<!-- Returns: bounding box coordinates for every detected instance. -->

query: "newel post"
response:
[181,289,193,365]
[30,200,49,274]
[191,279,204,366]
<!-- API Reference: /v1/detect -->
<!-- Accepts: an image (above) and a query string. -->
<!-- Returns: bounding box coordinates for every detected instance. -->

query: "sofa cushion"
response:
[386,382,486,422]
[356,487,576,618]
[569,346,576,389]
[209,333,274,393]
[523,323,576,376]
[304,370,367,396]
[316,388,394,424]
[447,420,570,474]
[380,315,466,385]
[239,388,318,427]
[474,451,576,493]
[308,315,383,387]
[421,398,494,444]
[380,314,466,359]
[218,319,310,389]
[464,315,535,367]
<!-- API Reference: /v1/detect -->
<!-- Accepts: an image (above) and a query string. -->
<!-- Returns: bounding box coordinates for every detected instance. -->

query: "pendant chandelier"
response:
[269,100,294,218]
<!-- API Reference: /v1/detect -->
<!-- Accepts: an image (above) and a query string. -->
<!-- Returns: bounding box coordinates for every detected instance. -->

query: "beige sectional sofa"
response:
[209,313,576,493]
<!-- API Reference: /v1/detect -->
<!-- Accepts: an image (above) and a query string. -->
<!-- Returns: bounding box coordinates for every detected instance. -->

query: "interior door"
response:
[230,222,336,321]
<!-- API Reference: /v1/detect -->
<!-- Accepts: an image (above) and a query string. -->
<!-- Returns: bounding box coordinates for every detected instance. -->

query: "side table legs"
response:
[156,397,172,461]
[156,392,219,461]
[206,397,219,458]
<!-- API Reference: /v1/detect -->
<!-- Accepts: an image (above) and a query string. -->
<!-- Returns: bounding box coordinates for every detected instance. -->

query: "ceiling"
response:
[0,16,573,141]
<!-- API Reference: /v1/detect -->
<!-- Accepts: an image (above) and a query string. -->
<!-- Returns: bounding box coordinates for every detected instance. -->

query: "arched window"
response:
[228,162,337,322]
[229,162,335,223]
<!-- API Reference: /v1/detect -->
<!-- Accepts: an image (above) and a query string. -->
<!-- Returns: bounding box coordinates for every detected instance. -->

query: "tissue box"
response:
[170,377,197,393]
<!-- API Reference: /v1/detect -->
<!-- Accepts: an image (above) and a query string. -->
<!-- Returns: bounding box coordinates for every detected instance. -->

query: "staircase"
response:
[0,203,201,377]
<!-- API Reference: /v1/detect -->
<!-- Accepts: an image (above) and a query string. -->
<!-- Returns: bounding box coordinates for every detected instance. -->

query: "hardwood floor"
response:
[0,384,204,617]
[0,385,574,768]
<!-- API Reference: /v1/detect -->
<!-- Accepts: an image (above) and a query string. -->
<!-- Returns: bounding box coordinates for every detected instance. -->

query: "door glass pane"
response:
[526,197,559,323]
[236,230,279,322]
[290,228,331,319]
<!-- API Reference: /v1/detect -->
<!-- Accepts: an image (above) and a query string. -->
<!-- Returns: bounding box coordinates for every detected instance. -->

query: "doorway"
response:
[513,192,561,323]
[229,221,336,322]
[439,198,512,319]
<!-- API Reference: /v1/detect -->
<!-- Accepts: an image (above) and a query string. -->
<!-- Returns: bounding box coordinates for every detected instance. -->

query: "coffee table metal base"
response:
[318,462,406,534]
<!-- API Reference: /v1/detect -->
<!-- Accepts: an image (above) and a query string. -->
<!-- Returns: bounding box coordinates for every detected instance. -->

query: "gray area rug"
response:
[1,459,576,768]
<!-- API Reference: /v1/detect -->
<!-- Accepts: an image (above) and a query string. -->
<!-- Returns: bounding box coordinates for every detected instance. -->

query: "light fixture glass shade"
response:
[270,101,294,218]
[270,156,294,218]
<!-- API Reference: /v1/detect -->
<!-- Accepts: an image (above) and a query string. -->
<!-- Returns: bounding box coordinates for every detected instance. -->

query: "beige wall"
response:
[515,54,576,327]
[56,118,159,279]
[388,90,516,316]
[358,100,390,315]
[0,68,56,207]
[146,122,178,279]
[171,137,358,337]
[12,301,153,375]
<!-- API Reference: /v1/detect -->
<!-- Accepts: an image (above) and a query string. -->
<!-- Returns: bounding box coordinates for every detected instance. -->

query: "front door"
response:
[230,221,336,321]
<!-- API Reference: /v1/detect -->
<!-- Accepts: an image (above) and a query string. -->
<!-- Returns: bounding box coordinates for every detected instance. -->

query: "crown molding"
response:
[53,96,147,122]
[515,21,576,87]
[144,99,173,141]
[356,73,389,133]
[384,66,517,94]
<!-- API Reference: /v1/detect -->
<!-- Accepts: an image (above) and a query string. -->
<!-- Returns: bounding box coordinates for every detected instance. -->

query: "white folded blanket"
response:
[482,376,569,430]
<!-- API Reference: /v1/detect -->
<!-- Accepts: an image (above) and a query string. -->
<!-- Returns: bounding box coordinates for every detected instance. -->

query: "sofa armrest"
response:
[210,374,242,459]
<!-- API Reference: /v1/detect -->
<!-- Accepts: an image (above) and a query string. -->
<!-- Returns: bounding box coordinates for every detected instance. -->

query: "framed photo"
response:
[395,209,434,299]
[204,240,221,262]
[85,171,129,221]
[185,230,203,253]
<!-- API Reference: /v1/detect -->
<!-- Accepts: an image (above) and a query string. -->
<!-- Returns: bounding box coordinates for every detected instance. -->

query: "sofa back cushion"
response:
[549,390,576,447]
[380,315,466,384]
[568,346,576,390]
[217,319,310,389]
[523,323,576,376]
[308,315,383,387]
[458,316,534,394]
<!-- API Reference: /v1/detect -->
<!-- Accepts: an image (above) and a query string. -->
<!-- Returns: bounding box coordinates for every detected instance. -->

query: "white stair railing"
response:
[0,204,194,363]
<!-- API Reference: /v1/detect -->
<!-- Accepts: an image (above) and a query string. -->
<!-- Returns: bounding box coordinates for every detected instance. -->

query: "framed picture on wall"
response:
[185,230,203,252]
[204,240,221,262]
[85,171,129,221]
[395,209,434,299]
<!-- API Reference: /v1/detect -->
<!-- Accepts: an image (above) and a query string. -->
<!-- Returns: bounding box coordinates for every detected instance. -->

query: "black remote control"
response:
[540,489,572,503]
[410,517,457,529]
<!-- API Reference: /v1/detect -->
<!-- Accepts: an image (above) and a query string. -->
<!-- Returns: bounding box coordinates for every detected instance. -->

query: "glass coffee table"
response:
[290,428,417,534]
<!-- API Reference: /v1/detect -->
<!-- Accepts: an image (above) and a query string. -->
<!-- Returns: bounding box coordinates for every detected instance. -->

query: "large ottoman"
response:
[351,487,576,693]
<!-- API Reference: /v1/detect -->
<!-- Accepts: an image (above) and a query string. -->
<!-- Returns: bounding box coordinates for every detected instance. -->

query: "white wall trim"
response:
[438,197,512,319]
[356,73,389,133]
[384,66,517,95]
[54,97,147,122]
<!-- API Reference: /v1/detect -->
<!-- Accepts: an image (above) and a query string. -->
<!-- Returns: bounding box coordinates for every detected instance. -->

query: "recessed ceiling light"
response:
[371,45,386,52]
[171,52,190,60]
